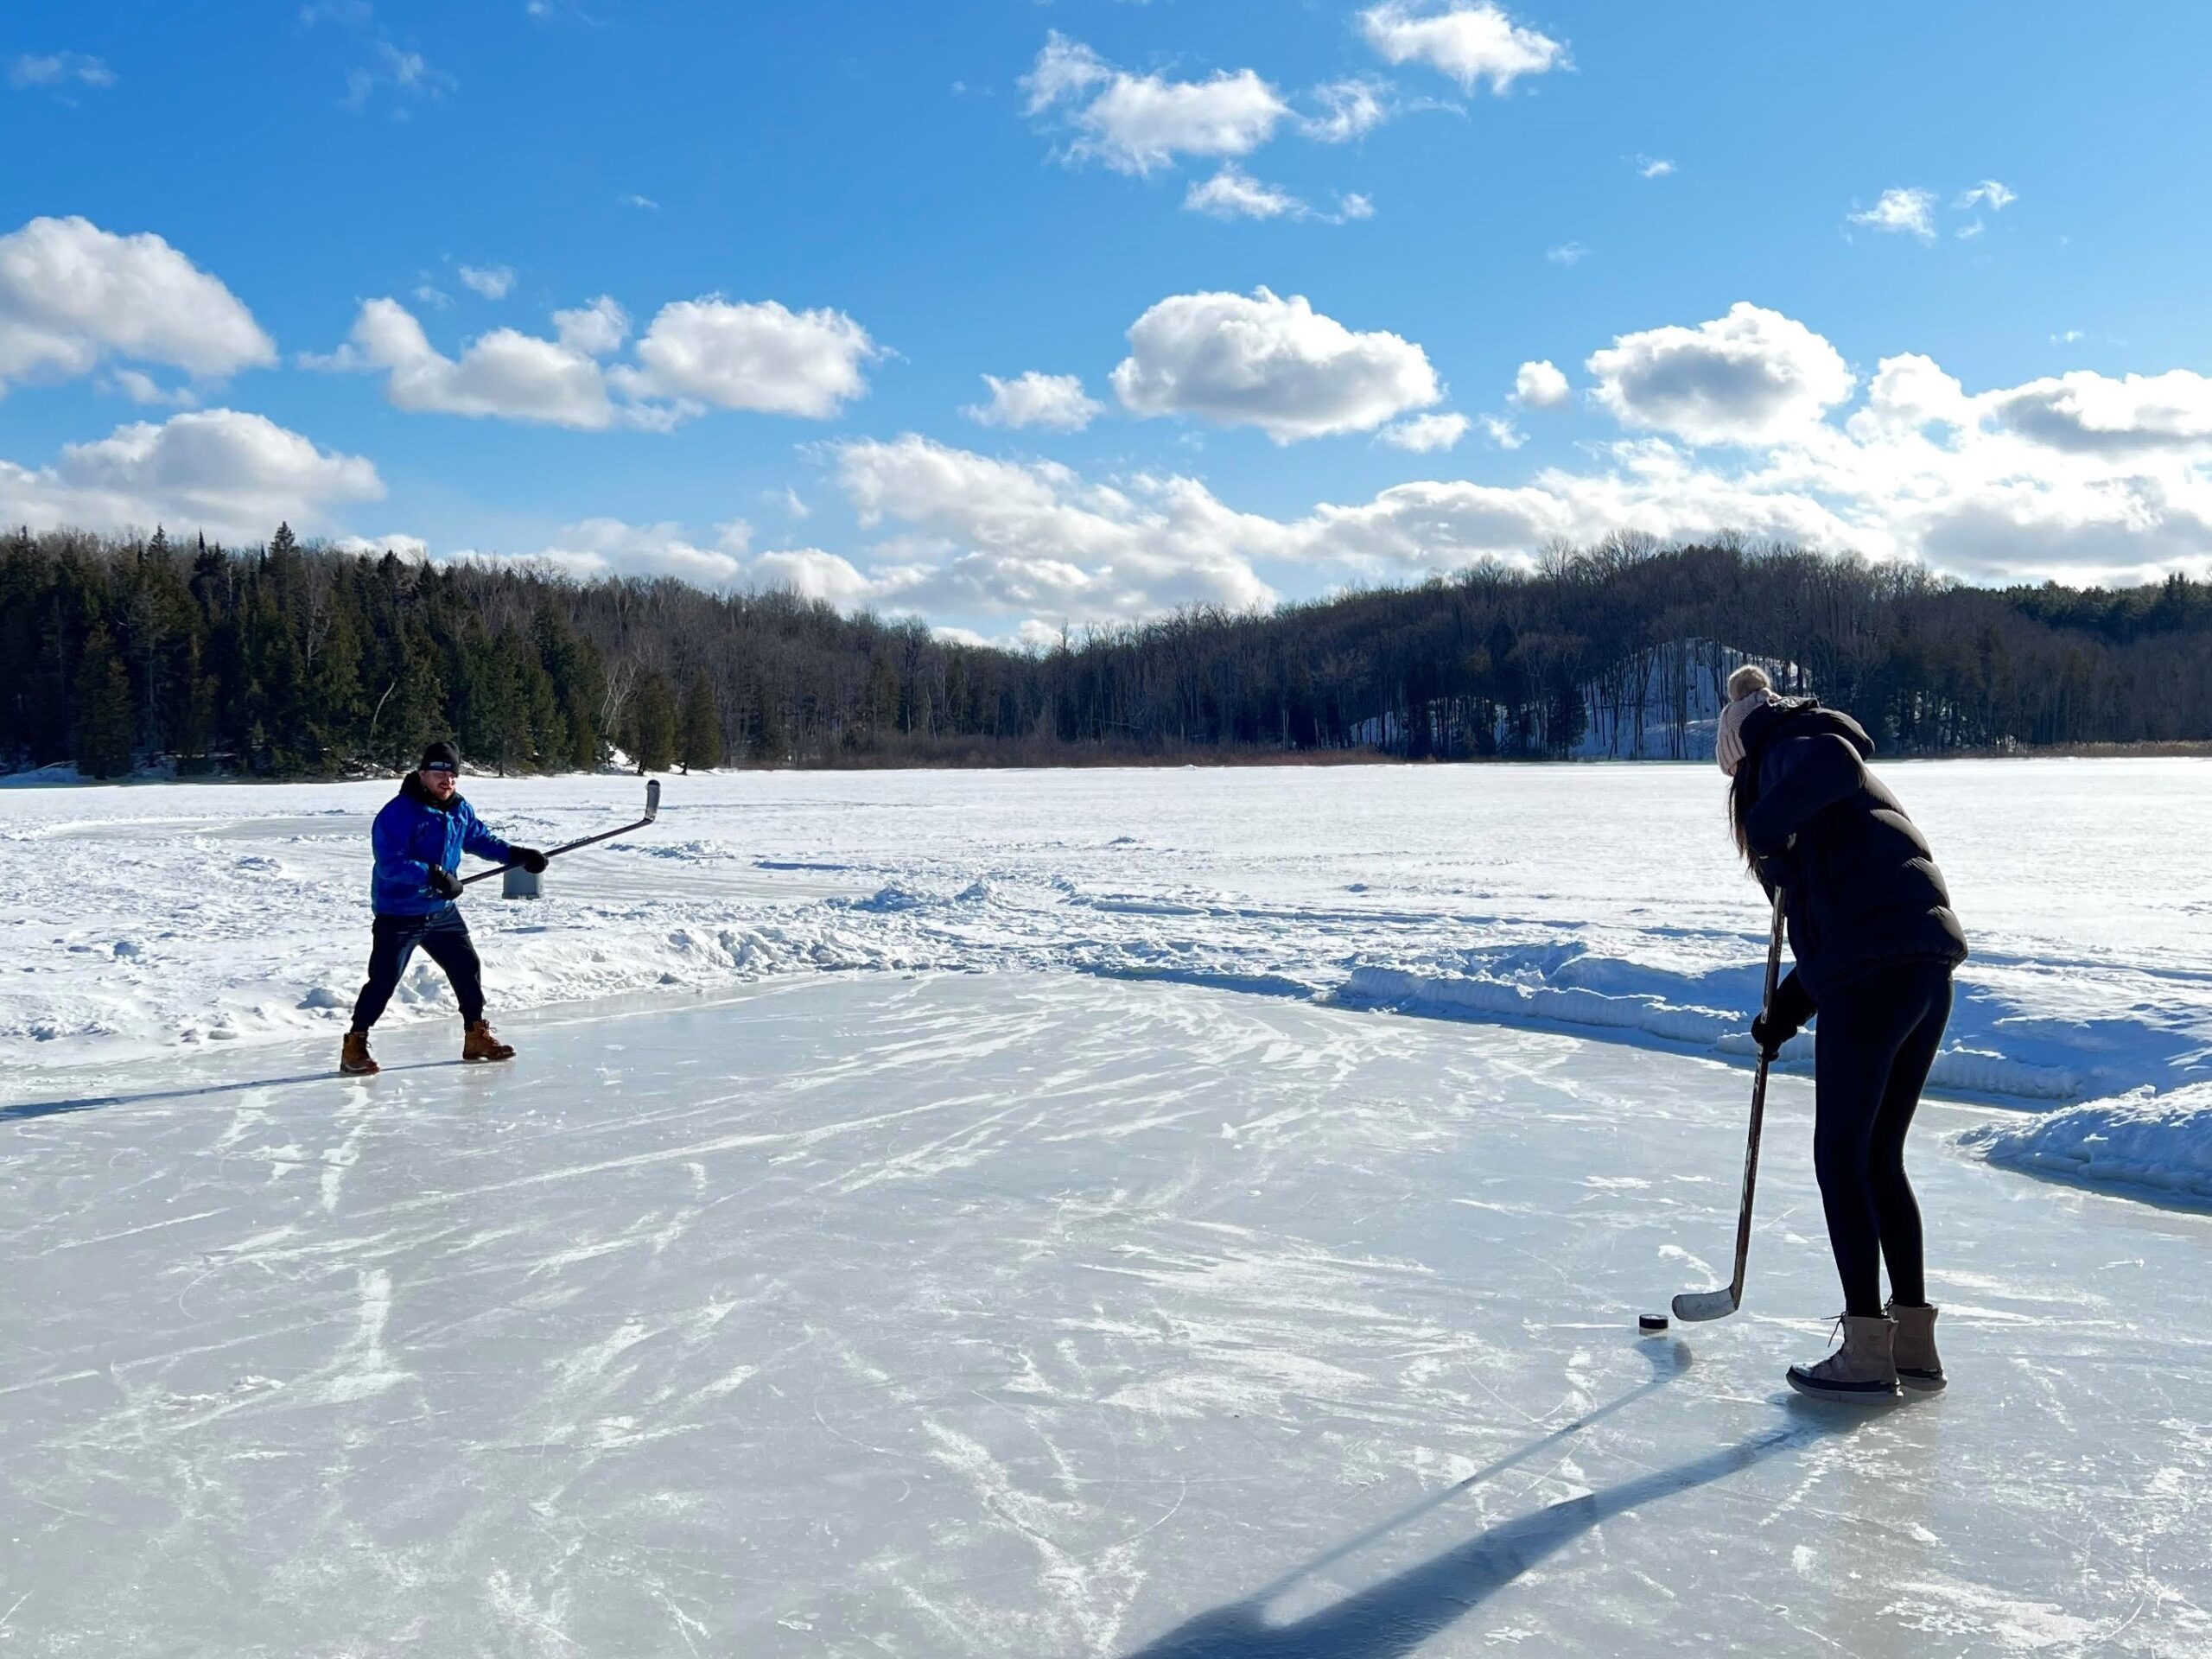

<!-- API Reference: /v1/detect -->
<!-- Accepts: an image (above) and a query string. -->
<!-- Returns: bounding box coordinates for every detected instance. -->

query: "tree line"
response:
[3,523,2209,779]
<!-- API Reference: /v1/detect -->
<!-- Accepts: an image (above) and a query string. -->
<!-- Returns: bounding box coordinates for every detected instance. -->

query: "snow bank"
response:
[1,762,2207,1135]
[1960,1084,2212,1206]
[1339,949,2111,1103]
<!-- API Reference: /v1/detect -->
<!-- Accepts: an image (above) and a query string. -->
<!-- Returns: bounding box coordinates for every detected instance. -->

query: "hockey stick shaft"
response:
[1672,885,1788,1322]
[1726,887,1789,1304]
[460,778,660,887]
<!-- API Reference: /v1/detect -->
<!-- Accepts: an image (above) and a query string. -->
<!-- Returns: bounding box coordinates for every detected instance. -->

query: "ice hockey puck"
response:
[1638,1313,1669,1332]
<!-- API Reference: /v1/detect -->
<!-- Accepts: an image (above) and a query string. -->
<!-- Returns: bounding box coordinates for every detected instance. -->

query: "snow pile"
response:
[1959,1084,2212,1205]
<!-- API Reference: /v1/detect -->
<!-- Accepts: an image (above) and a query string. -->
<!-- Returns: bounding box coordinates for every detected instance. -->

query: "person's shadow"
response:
[1,1061,462,1123]
[1122,1342,1854,1659]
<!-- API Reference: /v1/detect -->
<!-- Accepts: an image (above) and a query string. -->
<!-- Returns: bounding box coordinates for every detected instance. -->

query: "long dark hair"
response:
[1728,756,1761,874]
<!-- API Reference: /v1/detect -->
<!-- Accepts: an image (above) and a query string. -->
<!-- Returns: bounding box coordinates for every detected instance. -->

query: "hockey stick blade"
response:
[1671,1287,1741,1323]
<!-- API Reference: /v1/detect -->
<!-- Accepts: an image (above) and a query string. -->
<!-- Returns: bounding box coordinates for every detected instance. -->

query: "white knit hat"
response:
[1715,664,1777,777]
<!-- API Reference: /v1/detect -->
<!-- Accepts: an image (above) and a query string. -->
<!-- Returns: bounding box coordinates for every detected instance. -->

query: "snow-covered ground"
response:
[3,761,2210,1200]
[4,973,2209,1656]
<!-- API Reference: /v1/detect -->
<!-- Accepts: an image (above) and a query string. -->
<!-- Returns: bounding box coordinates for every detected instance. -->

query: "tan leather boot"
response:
[462,1020,515,1063]
[340,1030,379,1077]
[1786,1313,1901,1403]
[1888,1301,1946,1392]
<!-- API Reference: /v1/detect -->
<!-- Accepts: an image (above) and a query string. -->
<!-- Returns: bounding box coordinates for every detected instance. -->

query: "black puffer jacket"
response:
[1739,699,1967,1022]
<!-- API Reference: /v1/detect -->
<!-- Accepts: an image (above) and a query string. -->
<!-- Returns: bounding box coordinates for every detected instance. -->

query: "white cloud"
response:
[617,297,876,417]
[1021,32,1290,175]
[619,193,659,211]
[1338,192,1377,221]
[1545,241,1588,265]
[836,434,1283,620]
[1587,302,1853,445]
[1636,155,1674,178]
[107,368,197,408]
[1184,166,1307,220]
[8,52,115,91]
[458,264,516,300]
[1357,3,1567,93]
[1301,78,1392,143]
[0,409,382,543]
[412,283,452,308]
[1984,370,2212,455]
[1957,179,2017,212]
[551,295,629,357]
[1111,287,1442,442]
[376,334,2212,627]
[315,293,871,428]
[1380,411,1471,452]
[1477,413,1524,449]
[451,517,861,598]
[1512,359,1570,407]
[745,548,877,605]
[316,297,619,428]
[1848,187,1937,240]
[963,372,1104,432]
[0,216,276,396]
[339,39,454,112]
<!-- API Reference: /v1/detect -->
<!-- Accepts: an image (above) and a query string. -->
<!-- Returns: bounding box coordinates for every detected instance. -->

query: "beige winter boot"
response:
[340,1030,380,1077]
[1786,1313,1901,1403]
[1888,1301,1946,1393]
[462,1020,515,1063]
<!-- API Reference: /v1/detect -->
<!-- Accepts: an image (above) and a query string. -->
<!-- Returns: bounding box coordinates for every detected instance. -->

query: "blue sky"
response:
[5,2,2210,642]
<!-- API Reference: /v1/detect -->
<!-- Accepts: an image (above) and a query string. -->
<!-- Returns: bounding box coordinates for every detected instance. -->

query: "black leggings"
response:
[349,908,485,1030]
[1811,964,1952,1318]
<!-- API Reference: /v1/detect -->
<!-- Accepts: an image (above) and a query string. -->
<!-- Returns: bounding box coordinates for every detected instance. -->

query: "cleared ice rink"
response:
[4,971,2207,1656]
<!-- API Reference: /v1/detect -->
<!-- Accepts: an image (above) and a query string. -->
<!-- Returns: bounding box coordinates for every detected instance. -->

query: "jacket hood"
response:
[1740,696,1875,761]
[401,770,461,812]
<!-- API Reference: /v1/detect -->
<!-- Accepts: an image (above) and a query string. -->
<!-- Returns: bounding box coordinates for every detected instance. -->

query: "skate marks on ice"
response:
[0,975,2209,1655]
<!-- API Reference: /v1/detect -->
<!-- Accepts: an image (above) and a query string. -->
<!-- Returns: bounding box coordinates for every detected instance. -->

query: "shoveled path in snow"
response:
[1,974,2206,1656]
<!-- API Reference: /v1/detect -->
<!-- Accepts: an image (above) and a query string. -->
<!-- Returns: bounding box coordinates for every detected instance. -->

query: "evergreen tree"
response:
[627,671,677,772]
[73,623,136,778]
[677,671,723,772]
[378,633,447,770]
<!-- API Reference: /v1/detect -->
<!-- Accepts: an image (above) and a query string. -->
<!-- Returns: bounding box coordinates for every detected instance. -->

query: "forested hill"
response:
[6,524,2209,779]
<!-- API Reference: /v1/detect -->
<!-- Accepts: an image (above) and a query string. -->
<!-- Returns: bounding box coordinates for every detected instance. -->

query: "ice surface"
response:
[3,974,2209,1656]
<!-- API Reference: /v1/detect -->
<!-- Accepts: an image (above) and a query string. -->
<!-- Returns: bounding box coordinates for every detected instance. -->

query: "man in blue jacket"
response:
[340,741,548,1076]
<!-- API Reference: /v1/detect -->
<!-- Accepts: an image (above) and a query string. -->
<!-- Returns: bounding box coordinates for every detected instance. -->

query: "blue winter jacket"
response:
[370,772,518,916]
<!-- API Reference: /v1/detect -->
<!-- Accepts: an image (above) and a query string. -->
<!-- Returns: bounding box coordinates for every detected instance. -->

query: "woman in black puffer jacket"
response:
[1715,664,1968,1403]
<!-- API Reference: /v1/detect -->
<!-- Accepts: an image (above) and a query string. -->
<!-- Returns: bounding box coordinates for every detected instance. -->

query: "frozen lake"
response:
[4,760,2210,1114]
[4,971,2208,1656]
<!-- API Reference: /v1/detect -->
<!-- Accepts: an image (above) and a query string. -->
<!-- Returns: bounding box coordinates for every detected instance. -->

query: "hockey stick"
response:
[1671,885,1787,1323]
[461,778,660,887]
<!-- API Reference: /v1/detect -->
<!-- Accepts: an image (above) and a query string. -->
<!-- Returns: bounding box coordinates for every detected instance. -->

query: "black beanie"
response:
[419,740,461,774]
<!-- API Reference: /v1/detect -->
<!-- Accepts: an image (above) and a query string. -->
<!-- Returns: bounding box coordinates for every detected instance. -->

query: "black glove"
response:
[426,865,463,899]
[1753,833,1801,891]
[1750,1011,1799,1062]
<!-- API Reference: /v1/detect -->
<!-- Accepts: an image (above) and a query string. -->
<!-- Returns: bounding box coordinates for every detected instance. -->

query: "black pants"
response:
[350,908,485,1031]
[1812,963,1952,1318]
